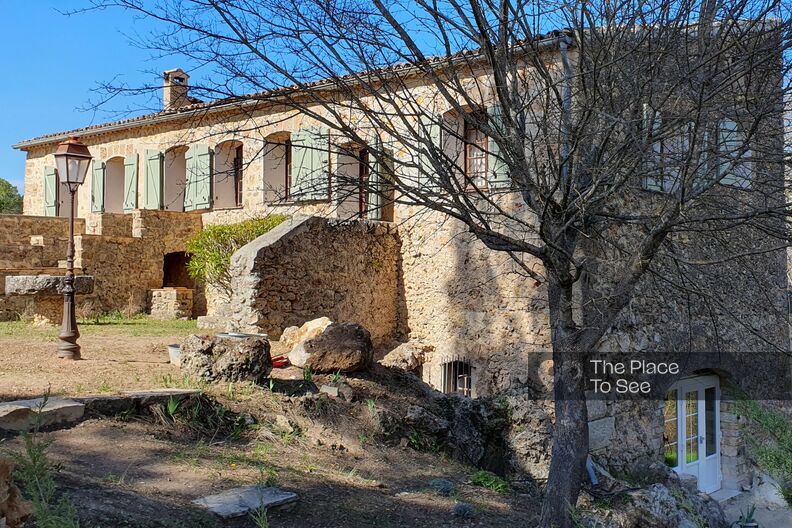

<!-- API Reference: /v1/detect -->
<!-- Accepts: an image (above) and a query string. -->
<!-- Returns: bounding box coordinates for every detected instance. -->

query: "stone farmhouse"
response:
[3,31,789,498]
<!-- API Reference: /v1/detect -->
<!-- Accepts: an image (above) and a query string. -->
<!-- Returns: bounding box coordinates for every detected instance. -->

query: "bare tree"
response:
[78,0,791,525]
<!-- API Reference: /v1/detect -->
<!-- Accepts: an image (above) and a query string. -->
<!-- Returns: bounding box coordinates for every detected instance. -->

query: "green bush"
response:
[470,470,510,493]
[734,397,792,507]
[186,215,287,298]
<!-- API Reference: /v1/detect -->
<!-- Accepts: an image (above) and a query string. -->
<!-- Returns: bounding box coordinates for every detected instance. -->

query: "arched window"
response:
[163,146,188,211]
[263,132,291,202]
[214,140,244,208]
[103,157,126,213]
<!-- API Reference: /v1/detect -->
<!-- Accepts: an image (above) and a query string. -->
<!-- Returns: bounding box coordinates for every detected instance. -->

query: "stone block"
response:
[319,385,339,397]
[4,275,94,297]
[588,416,615,451]
[192,485,298,518]
[586,399,608,421]
[0,398,85,431]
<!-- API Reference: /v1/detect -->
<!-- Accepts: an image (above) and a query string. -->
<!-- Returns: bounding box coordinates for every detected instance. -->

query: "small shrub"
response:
[470,470,510,493]
[734,397,792,507]
[186,215,288,298]
[6,393,80,528]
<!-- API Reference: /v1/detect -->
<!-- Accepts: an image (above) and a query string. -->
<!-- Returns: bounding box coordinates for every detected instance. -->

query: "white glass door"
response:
[663,375,721,493]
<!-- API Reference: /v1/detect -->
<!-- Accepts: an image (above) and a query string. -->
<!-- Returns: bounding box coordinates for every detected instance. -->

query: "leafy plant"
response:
[732,505,757,526]
[166,396,181,418]
[330,370,342,384]
[470,470,510,493]
[186,215,288,298]
[303,366,313,383]
[734,397,792,507]
[6,393,81,528]
[365,398,377,414]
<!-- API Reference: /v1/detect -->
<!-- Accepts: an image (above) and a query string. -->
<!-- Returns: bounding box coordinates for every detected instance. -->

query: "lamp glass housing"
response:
[54,137,92,191]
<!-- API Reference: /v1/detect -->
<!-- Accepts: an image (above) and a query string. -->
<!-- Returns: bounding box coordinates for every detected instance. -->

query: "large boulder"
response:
[379,341,433,371]
[283,317,333,368]
[180,335,272,382]
[303,323,373,373]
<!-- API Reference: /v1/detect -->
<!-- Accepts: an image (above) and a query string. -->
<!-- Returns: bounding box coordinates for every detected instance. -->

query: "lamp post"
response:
[54,136,92,360]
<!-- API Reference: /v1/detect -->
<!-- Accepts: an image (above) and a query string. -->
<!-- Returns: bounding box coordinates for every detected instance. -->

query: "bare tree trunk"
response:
[540,279,590,528]
[540,350,589,527]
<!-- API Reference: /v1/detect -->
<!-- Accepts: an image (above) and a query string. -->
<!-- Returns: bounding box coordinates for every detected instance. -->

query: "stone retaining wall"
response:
[213,215,402,345]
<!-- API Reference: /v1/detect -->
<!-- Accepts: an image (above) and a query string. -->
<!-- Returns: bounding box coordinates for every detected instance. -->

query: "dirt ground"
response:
[0,319,540,527]
[0,318,198,399]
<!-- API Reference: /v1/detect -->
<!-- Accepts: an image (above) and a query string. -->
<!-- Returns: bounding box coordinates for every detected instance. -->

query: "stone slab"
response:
[588,416,615,451]
[319,384,339,397]
[192,486,298,519]
[0,397,85,431]
[5,275,94,297]
[75,389,200,416]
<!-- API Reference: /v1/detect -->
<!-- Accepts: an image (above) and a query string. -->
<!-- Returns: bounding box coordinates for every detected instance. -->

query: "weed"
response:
[330,371,342,384]
[358,433,371,448]
[365,398,377,414]
[98,381,113,394]
[166,396,181,418]
[470,470,510,493]
[256,466,279,487]
[249,505,270,528]
[268,378,275,391]
[303,366,313,382]
[6,393,80,528]
[407,430,436,451]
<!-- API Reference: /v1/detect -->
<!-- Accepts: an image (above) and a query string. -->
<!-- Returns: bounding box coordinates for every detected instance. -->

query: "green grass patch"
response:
[469,470,510,493]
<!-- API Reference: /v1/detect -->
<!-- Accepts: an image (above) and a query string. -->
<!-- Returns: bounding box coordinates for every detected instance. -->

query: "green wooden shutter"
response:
[417,114,441,192]
[123,154,138,211]
[487,105,510,189]
[144,150,162,209]
[290,130,312,200]
[718,119,750,187]
[367,137,384,220]
[43,166,57,216]
[310,128,330,200]
[642,104,663,192]
[91,161,105,213]
[186,144,212,210]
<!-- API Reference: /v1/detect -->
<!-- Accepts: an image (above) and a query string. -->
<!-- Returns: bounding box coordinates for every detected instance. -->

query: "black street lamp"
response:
[54,136,91,360]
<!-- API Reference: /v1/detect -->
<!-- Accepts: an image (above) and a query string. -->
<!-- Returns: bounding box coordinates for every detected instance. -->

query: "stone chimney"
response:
[163,68,190,111]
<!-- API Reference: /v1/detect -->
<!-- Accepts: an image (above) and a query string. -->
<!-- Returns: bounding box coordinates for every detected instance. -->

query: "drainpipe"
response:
[559,35,574,186]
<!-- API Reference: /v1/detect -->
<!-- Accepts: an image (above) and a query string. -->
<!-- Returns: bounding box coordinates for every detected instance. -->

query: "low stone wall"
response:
[214,215,402,345]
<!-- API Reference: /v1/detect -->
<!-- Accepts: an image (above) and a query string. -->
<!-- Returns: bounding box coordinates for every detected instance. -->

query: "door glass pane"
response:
[685,390,699,463]
[705,387,717,456]
[663,389,678,467]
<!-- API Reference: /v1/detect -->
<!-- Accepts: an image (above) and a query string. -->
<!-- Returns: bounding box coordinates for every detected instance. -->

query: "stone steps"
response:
[0,397,85,432]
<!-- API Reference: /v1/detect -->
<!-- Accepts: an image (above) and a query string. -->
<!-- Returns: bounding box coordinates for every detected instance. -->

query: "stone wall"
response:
[0,210,203,321]
[212,215,402,346]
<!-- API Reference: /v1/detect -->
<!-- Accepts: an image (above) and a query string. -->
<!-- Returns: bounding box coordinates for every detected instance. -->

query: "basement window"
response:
[441,360,473,397]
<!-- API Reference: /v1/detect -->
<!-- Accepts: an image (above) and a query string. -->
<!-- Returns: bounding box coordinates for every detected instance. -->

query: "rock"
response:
[0,397,85,432]
[588,416,616,451]
[0,459,32,527]
[303,323,373,373]
[180,334,272,383]
[192,485,298,519]
[452,502,476,519]
[4,275,94,297]
[287,343,311,369]
[272,414,295,434]
[429,478,455,497]
[405,405,449,435]
[379,341,433,371]
[319,385,339,398]
[281,317,332,351]
[597,482,728,528]
[337,383,355,402]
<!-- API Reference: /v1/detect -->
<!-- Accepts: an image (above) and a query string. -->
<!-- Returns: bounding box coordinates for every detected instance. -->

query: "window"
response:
[717,119,751,188]
[358,149,369,218]
[284,139,292,200]
[464,121,488,190]
[441,361,473,397]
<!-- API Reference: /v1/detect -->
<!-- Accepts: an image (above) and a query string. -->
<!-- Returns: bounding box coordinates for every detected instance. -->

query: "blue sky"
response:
[0,1,192,193]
